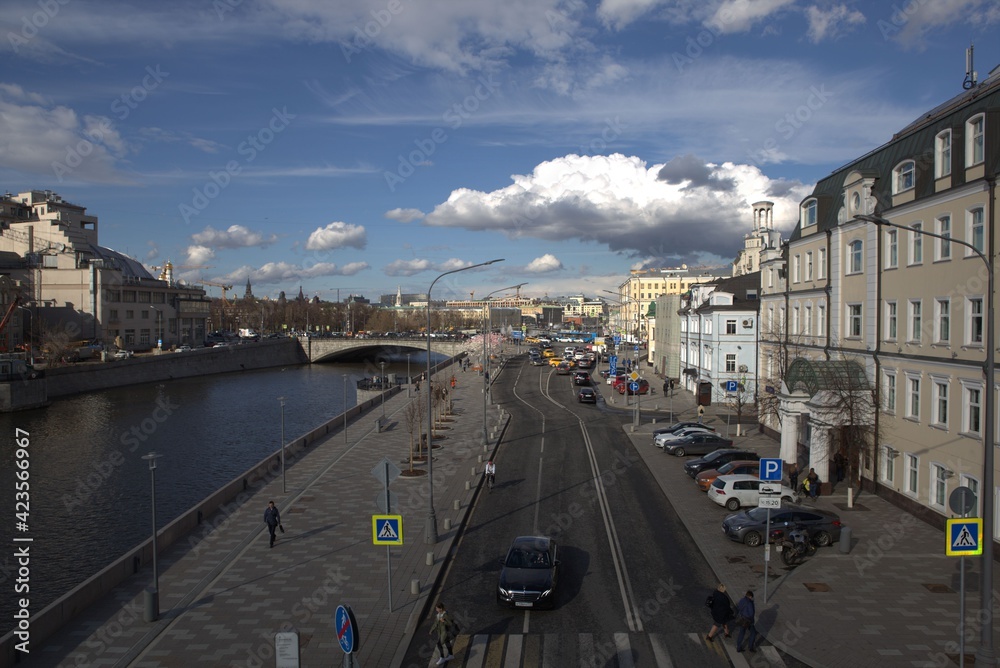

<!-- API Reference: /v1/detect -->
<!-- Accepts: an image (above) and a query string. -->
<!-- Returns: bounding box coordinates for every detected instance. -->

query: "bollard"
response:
[652,418,657,424]
[144,588,158,623]
[478,455,483,463]
[453,499,461,510]
[465,480,471,491]
[411,579,421,595]
[471,466,478,476]
[444,518,452,531]
[840,526,852,554]
[426,552,434,566]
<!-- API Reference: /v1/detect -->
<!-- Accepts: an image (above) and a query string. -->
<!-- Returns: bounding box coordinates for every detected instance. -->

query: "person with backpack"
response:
[429,602,459,664]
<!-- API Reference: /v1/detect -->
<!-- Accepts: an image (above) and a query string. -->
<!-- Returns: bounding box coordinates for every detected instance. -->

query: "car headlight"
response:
[498,587,510,598]
[539,589,553,598]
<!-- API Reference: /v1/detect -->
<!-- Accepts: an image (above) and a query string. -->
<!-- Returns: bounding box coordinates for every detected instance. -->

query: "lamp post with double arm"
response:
[856,212,995,664]
[482,283,527,446]
[425,258,504,544]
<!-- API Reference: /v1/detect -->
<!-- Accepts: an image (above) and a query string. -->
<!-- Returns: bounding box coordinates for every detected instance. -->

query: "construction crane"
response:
[198,279,235,301]
[0,295,23,352]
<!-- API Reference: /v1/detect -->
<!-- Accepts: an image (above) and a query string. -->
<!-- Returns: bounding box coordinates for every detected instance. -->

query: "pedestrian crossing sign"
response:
[372,515,403,545]
[946,518,982,556]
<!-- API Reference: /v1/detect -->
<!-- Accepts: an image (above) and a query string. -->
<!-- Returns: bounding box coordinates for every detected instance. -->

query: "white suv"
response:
[653,426,717,448]
[708,474,800,511]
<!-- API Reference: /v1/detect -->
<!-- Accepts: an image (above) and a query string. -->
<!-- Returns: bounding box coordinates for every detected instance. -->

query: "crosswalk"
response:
[423,632,789,667]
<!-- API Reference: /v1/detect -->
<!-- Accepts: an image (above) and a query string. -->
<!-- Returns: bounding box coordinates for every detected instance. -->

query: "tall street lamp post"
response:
[140,451,162,622]
[482,283,527,446]
[407,353,412,397]
[379,361,387,417]
[856,213,995,664]
[343,374,349,446]
[151,306,162,350]
[278,397,286,493]
[426,258,504,544]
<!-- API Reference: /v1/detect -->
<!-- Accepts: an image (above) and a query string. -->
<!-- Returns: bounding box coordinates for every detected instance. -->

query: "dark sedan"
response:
[683,449,759,476]
[573,371,591,385]
[650,421,706,443]
[578,387,597,403]
[721,505,843,547]
[662,433,735,456]
[497,536,560,609]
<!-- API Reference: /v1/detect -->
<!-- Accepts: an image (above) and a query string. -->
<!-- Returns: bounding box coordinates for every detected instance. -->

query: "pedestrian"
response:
[697,405,705,424]
[415,380,421,392]
[806,467,820,499]
[734,590,758,653]
[788,462,799,492]
[450,376,456,389]
[429,602,458,664]
[706,583,733,642]
[263,500,282,548]
[834,451,846,482]
[663,380,669,395]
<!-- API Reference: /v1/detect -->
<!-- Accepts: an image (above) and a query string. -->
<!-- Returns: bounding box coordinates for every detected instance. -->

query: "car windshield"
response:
[506,548,551,569]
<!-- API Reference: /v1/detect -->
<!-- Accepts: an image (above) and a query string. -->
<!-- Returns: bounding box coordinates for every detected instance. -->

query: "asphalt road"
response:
[402,356,737,666]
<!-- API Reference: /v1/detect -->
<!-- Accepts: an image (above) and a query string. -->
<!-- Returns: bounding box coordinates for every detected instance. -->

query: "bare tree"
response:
[404,398,424,469]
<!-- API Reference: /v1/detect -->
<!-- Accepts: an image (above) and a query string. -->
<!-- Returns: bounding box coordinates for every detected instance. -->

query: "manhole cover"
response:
[727,555,748,564]
[924,583,955,594]
[803,582,830,592]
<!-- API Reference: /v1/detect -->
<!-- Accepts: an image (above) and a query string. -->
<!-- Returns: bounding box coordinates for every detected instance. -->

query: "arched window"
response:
[892,160,915,194]
[801,199,817,227]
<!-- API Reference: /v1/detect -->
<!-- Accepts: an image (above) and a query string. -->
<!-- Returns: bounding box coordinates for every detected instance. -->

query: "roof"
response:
[89,245,155,281]
[785,358,870,396]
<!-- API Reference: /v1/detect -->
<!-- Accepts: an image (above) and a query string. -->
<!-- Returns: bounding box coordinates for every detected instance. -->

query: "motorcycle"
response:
[771,524,817,566]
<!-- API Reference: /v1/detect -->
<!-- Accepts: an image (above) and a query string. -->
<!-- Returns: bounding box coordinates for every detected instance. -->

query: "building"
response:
[0,190,210,352]
[763,62,1000,526]
[733,201,782,277]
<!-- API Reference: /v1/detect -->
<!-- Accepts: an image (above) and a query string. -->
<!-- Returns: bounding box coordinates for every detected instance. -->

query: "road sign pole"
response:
[385,461,393,613]
[764,507,771,604]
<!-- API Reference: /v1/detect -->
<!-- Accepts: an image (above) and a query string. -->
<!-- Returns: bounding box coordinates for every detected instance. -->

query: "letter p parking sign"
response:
[760,458,783,482]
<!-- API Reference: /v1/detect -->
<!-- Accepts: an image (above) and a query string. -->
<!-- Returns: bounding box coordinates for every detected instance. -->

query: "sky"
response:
[1,0,999,303]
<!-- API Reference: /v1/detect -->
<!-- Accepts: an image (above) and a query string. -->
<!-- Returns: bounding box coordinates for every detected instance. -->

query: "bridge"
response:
[297,335,469,364]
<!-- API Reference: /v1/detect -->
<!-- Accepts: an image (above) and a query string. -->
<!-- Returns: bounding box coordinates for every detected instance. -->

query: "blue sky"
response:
[1,0,998,302]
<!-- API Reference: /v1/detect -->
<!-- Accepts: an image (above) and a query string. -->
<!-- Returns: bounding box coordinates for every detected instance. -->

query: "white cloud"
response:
[384,257,482,277]
[218,260,369,286]
[305,222,367,251]
[884,0,997,49]
[805,4,866,43]
[423,153,812,263]
[597,0,666,29]
[185,245,216,266]
[384,207,425,223]
[708,0,796,34]
[191,225,278,249]
[524,254,564,273]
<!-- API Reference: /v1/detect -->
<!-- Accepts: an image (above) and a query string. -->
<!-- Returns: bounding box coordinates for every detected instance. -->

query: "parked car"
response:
[113,349,133,360]
[682,448,758,475]
[721,504,843,547]
[577,387,597,403]
[695,459,760,491]
[618,378,650,395]
[654,426,718,448]
[573,371,591,385]
[497,536,560,609]
[530,356,547,366]
[174,345,192,353]
[663,433,736,457]
[650,421,706,443]
[708,474,801,511]
[576,358,594,370]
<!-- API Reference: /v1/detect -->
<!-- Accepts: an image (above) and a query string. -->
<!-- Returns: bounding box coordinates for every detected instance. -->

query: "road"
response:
[401,356,735,667]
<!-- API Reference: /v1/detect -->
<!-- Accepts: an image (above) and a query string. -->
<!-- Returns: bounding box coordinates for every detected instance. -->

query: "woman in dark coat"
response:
[707,583,733,641]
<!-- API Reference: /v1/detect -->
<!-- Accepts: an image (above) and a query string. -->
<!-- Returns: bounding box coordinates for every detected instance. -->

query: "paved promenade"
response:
[9,355,1000,668]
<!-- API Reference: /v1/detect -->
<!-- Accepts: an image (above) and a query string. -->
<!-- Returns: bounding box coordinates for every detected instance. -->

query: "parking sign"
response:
[759,458,783,482]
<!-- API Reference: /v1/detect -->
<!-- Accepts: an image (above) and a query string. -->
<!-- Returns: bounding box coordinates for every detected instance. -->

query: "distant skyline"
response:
[2,0,998,301]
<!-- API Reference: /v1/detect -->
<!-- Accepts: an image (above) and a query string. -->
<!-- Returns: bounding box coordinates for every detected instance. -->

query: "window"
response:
[885,301,897,340]
[910,223,922,264]
[141,310,150,320]
[805,251,813,281]
[726,319,736,335]
[804,305,812,335]
[936,299,950,343]
[802,199,817,227]
[848,303,862,338]
[792,255,800,283]
[705,319,712,335]
[767,268,774,288]
[882,446,896,484]
[967,386,982,434]
[767,307,774,332]
[935,130,952,178]
[848,240,863,273]
[125,309,135,320]
[969,297,984,345]
[109,309,119,321]
[931,464,947,507]
[909,300,922,342]
[818,247,827,279]
[817,303,826,335]
[893,160,915,193]
[887,231,903,270]
[124,329,136,345]
[969,207,985,254]
[907,375,920,420]
[960,475,980,515]
[933,381,948,427]
[967,114,984,167]
[791,306,800,334]
[936,216,951,260]
[885,371,897,413]
[726,354,736,372]
[905,454,918,495]
[139,329,150,345]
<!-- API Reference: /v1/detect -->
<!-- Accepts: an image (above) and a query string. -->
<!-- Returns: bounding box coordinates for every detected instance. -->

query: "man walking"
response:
[264,500,281,548]
[735,590,758,653]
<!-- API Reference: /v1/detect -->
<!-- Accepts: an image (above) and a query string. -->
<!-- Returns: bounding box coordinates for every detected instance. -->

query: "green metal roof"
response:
[785,358,870,396]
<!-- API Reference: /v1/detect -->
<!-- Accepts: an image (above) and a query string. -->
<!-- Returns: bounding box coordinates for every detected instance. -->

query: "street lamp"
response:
[150,306,162,350]
[343,374,349,446]
[407,353,412,397]
[426,258,504,544]
[278,397,286,493]
[140,451,162,622]
[379,361,387,418]
[482,283,527,446]
[856,212,995,664]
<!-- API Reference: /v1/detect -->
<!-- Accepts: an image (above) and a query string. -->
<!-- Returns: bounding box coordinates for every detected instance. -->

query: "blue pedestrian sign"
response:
[613,335,621,346]
[335,604,359,654]
[759,458,783,482]
[634,345,639,353]
[372,515,403,545]
[628,382,639,392]
[725,380,739,393]
[609,355,618,376]
[946,518,982,556]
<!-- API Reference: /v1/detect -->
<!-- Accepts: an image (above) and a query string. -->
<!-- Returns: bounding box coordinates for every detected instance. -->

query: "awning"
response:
[682,368,698,376]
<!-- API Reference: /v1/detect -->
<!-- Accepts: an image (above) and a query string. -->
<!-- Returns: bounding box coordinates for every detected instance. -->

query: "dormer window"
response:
[893,160,915,194]
[935,130,952,178]
[966,114,985,167]
[801,199,817,227]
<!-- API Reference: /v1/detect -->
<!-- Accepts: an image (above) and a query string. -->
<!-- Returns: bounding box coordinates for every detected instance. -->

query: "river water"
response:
[0,357,436,638]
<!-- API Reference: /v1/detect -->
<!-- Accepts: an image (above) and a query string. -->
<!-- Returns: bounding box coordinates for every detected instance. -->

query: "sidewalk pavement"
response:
[15,359,503,668]
[623,373,1000,668]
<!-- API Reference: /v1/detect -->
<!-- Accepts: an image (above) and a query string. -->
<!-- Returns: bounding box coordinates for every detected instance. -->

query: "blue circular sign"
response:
[628,382,639,392]
[336,604,358,654]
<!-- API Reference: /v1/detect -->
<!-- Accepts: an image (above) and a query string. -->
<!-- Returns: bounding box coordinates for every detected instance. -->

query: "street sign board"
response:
[609,355,618,376]
[759,458,783,482]
[628,382,639,392]
[372,515,403,545]
[614,335,621,346]
[758,496,781,509]
[758,483,780,495]
[949,486,977,515]
[946,518,982,556]
[629,371,639,381]
[371,457,401,486]
[374,491,399,514]
[335,604,358,654]
[725,380,739,393]
[634,345,639,353]
[275,631,300,668]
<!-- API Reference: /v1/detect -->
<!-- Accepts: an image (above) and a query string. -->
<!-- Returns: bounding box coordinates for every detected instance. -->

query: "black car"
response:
[721,504,843,547]
[573,371,591,385]
[662,433,735,456]
[578,387,597,403]
[683,449,759,476]
[497,536,560,609]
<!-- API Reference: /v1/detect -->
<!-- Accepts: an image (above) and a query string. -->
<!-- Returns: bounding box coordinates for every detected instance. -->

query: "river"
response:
[0,357,437,638]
